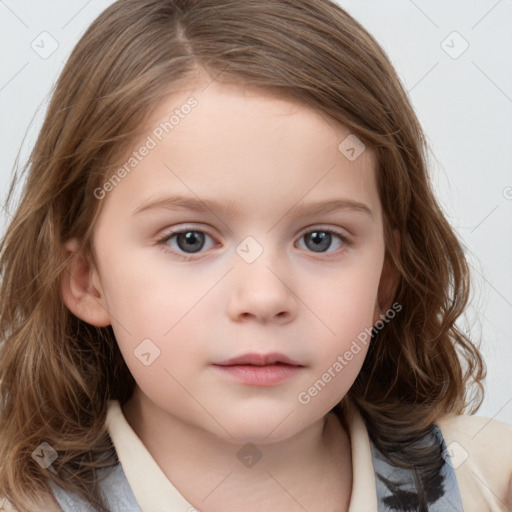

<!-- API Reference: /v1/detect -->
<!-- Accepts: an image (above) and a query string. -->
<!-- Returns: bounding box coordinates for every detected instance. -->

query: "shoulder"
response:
[436,412,512,461]
[435,413,512,510]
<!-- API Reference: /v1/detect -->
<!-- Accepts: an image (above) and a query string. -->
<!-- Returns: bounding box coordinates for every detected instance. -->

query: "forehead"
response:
[98,78,380,223]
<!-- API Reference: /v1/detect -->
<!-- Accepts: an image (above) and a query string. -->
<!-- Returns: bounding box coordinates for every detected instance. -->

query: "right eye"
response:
[157,227,216,259]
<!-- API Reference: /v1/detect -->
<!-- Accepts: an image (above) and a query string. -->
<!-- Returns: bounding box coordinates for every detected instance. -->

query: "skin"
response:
[62,73,396,511]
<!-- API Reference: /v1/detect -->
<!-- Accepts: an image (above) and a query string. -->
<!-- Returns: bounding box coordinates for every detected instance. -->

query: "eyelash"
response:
[156,225,352,261]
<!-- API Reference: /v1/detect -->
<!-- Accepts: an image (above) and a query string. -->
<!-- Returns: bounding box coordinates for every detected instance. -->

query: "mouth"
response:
[211,353,304,386]
[213,352,304,367]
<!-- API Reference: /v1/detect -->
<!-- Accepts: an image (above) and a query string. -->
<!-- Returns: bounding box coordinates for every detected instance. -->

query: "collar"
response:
[105,398,378,511]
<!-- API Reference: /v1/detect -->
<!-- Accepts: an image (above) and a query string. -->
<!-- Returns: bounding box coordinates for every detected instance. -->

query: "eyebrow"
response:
[131,194,374,219]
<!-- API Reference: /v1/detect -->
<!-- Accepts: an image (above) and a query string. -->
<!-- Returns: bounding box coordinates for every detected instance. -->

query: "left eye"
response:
[295,230,348,253]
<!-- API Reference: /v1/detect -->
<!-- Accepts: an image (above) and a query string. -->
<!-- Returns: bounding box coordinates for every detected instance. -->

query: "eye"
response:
[157,225,351,260]
[295,228,350,254]
[157,227,215,258]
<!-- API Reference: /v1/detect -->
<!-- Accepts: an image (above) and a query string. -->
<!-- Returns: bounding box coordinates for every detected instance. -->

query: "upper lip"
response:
[214,352,303,366]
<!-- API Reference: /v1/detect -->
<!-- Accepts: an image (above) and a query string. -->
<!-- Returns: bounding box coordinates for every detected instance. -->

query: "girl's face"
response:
[86,78,389,443]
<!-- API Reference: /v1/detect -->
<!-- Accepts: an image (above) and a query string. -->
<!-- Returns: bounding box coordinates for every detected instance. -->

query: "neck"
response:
[121,389,353,512]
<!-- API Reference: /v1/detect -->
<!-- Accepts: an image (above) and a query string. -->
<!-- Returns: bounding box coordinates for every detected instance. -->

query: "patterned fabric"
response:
[371,425,464,512]
[51,425,463,512]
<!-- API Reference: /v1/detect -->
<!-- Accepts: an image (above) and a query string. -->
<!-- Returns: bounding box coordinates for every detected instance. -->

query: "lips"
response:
[211,352,304,386]
[214,352,303,367]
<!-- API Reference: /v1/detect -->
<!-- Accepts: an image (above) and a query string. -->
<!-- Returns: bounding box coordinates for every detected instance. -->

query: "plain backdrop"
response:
[1,0,511,426]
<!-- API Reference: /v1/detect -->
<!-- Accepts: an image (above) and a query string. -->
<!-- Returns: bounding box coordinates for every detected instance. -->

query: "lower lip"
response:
[211,363,303,386]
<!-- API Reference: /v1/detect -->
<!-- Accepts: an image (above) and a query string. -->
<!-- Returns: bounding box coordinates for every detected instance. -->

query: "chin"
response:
[228,430,295,446]
[210,411,310,446]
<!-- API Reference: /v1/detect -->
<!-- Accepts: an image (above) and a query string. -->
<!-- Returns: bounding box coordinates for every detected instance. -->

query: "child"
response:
[0,0,511,510]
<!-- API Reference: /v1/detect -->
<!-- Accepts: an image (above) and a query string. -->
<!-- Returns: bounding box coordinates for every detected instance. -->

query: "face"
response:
[87,77,387,444]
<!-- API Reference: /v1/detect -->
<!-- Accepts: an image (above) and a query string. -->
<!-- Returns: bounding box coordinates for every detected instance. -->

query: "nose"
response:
[226,248,297,325]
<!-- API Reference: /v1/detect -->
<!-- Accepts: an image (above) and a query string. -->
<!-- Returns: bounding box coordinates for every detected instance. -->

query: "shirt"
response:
[46,396,512,512]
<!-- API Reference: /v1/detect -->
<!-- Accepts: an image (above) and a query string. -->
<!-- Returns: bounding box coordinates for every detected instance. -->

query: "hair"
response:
[0,0,485,510]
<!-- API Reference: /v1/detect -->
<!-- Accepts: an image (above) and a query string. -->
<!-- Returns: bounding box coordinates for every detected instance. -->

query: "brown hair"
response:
[0,0,485,509]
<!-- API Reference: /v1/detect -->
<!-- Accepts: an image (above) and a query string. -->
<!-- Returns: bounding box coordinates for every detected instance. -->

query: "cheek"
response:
[299,288,377,411]
[305,254,383,381]
[312,260,383,337]
[98,248,206,332]
[96,251,218,374]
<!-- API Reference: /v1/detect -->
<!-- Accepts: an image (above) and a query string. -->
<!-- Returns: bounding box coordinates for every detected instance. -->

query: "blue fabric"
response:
[371,425,464,512]
[50,464,141,512]
[51,425,463,511]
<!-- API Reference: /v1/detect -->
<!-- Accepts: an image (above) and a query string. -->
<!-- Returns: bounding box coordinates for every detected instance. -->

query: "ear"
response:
[373,230,400,323]
[60,238,111,327]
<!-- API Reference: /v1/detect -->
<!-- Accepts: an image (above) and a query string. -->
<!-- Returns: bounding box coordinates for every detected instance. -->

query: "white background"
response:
[1,0,511,426]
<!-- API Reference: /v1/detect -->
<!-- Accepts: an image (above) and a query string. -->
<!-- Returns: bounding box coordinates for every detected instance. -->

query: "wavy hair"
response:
[0,0,485,509]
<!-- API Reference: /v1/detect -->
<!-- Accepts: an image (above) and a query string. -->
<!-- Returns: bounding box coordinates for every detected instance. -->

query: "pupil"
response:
[306,231,331,252]
[178,231,205,253]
